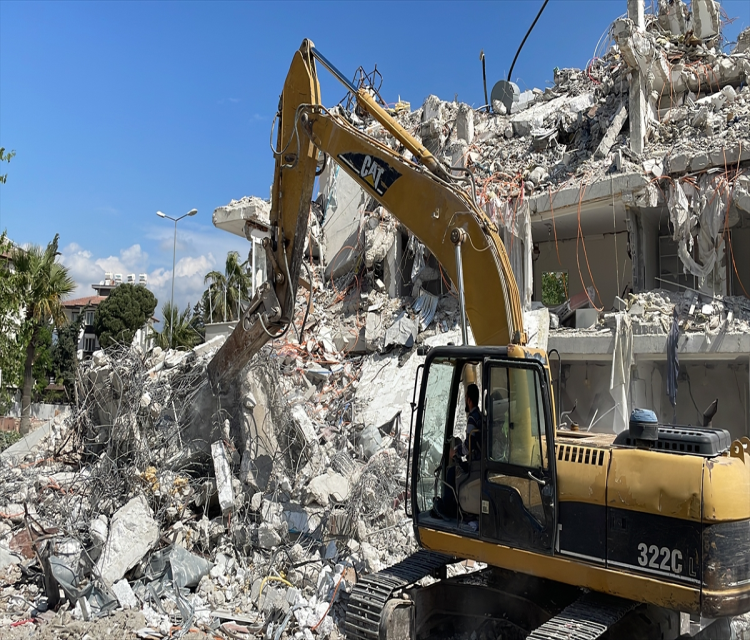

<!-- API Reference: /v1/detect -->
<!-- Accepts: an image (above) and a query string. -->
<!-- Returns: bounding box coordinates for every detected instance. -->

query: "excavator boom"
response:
[208,40,524,392]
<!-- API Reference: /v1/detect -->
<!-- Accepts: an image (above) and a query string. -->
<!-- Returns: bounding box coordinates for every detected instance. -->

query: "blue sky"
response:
[1,0,747,314]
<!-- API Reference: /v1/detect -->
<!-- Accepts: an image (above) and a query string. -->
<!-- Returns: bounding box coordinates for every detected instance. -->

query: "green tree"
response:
[10,234,75,434]
[0,232,24,411]
[93,283,157,349]
[153,301,202,350]
[191,300,206,341]
[541,271,569,307]
[32,326,54,399]
[202,251,252,323]
[52,310,85,402]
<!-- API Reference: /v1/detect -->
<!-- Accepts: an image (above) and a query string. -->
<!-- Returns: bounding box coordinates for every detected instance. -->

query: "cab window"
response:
[487,365,545,469]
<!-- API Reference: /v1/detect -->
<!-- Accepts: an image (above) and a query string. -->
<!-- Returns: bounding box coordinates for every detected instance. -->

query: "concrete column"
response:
[383,233,400,298]
[627,0,647,156]
[626,207,645,292]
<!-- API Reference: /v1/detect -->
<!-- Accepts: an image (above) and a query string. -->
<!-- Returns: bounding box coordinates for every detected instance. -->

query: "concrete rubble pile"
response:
[329,4,749,306]
[355,10,748,201]
[624,288,750,334]
[0,259,478,638]
[3,3,748,638]
[552,287,750,337]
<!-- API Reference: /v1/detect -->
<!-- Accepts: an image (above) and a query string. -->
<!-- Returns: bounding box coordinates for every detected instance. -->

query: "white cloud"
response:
[57,223,252,321]
[175,253,215,279]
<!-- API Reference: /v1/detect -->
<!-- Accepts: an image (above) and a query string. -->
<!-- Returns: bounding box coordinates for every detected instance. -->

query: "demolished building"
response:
[2,2,750,639]
[215,3,750,438]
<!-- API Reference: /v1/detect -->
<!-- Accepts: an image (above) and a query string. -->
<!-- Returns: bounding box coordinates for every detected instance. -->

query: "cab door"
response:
[480,359,557,553]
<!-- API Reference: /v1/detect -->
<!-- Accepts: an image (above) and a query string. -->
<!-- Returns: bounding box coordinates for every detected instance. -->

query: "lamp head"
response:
[187,209,198,217]
[156,211,166,218]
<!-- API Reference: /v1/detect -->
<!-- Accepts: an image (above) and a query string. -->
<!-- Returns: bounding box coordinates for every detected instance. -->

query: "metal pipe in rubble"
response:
[451,228,469,346]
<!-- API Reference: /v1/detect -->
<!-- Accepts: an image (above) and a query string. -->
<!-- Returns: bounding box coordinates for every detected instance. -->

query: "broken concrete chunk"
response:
[456,103,474,144]
[112,579,139,609]
[658,0,687,36]
[259,585,290,614]
[96,495,159,586]
[691,106,708,128]
[291,404,318,447]
[359,542,382,574]
[734,177,750,214]
[643,158,664,178]
[257,523,281,550]
[528,166,549,186]
[735,27,750,54]
[358,423,384,460]
[211,441,235,514]
[384,312,418,350]
[212,195,271,239]
[0,544,23,570]
[594,102,627,159]
[511,92,596,138]
[666,151,690,175]
[363,215,396,269]
[691,0,720,40]
[690,152,710,172]
[88,515,108,562]
[421,94,443,123]
[306,470,350,507]
[304,364,331,385]
[164,352,186,369]
[365,312,384,352]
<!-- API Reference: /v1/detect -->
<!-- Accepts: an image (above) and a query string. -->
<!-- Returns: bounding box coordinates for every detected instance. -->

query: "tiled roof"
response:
[62,295,107,308]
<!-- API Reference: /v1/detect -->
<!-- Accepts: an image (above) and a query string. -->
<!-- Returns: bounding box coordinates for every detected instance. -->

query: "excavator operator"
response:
[464,383,482,462]
[433,384,484,521]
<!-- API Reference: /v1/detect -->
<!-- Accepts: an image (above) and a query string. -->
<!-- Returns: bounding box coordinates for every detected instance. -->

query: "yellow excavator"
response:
[208,41,750,639]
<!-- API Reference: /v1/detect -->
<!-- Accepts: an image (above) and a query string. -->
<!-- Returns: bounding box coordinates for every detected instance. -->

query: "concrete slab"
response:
[96,495,159,586]
[529,173,648,216]
[212,197,271,240]
[319,162,367,281]
[549,328,750,361]
[0,421,52,465]
[211,441,235,514]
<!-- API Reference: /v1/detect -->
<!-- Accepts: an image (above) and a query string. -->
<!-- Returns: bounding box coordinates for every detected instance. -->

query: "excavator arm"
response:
[208,40,525,392]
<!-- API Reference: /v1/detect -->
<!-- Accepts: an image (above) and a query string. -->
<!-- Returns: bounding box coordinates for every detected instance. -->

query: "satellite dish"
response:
[490,80,520,114]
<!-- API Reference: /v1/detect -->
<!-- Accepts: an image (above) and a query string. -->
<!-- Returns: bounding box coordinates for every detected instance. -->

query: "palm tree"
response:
[203,251,252,323]
[153,301,202,350]
[11,234,75,434]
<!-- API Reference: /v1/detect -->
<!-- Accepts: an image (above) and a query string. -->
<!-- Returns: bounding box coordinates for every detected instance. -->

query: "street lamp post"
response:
[156,208,197,348]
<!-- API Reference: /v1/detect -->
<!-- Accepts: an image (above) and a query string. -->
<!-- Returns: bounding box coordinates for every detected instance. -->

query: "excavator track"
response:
[526,592,638,640]
[344,550,453,640]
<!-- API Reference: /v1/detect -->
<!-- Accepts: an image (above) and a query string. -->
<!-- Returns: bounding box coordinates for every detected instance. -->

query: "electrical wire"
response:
[507,0,550,82]
[575,182,603,311]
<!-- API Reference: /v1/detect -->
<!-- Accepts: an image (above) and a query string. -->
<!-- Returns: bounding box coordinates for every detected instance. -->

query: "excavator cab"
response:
[411,346,558,556]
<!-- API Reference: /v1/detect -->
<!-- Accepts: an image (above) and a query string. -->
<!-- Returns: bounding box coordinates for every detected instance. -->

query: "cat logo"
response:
[337,152,402,197]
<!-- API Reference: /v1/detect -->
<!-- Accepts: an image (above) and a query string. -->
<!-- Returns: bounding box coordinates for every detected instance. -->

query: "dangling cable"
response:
[507,0,550,82]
